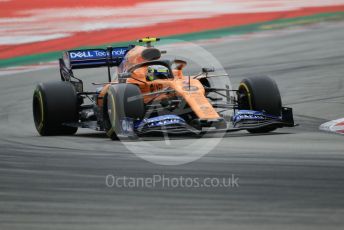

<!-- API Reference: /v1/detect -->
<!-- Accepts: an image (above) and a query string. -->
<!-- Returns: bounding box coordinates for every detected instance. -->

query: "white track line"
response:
[1,0,344,45]
[0,62,57,76]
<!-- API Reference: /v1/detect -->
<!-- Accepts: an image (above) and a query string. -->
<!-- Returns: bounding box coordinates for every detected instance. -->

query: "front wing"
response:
[116,108,295,137]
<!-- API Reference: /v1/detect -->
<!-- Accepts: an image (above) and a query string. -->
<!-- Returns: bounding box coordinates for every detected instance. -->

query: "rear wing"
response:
[61,47,129,70]
[59,46,130,92]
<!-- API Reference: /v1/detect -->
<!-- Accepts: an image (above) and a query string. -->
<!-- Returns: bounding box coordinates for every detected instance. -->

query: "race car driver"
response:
[146,65,170,81]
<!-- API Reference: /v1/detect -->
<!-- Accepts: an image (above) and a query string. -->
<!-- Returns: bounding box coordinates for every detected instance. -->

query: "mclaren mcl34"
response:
[33,37,295,139]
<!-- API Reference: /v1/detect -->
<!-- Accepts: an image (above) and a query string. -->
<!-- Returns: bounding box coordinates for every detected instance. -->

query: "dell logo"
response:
[70,51,93,59]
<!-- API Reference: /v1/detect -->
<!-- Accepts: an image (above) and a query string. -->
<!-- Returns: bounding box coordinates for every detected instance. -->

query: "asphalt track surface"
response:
[1,22,344,230]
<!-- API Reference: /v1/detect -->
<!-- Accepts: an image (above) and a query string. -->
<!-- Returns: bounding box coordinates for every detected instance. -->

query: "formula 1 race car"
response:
[33,37,295,139]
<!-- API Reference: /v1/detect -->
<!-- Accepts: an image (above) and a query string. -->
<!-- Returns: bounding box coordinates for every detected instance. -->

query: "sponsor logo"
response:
[134,115,186,130]
[233,110,273,124]
[70,51,93,59]
[69,48,127,60]
[112,48,127,57]
[121,119,134,133]
[95,50,107,57]
[149,83,163,92]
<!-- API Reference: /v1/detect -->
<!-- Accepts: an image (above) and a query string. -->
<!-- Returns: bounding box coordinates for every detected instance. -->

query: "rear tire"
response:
[238,76,282,133]
[103,84,144,140]
[33,81,78,136]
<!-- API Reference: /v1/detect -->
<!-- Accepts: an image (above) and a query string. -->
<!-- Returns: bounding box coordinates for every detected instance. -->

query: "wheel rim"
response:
[238,83,253,110]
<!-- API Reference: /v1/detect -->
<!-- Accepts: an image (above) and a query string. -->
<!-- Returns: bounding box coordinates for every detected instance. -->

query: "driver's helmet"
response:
[146,65,169,81]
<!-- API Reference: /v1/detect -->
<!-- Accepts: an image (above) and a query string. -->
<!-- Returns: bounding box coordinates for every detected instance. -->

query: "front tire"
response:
[103,84,144,140]
[33,81,78,136]
[238,76,282,133]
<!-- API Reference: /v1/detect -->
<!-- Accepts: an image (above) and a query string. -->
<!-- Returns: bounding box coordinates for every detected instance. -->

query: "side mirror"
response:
[118,72,131,79]
[174,59,187,70]
[118,72,131,83]
[202,67,215,73]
